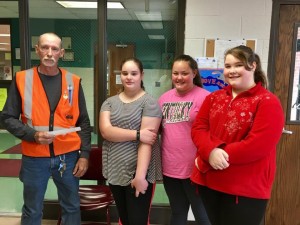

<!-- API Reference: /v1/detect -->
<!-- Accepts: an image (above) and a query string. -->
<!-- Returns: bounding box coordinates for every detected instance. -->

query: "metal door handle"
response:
[282,129,293,134]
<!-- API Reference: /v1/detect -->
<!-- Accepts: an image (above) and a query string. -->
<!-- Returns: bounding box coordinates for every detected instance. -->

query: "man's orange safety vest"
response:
[16,67,81,157]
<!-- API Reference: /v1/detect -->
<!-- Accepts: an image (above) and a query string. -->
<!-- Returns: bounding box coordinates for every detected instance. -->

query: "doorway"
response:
[107,43,135,97]
[265,4,300,225]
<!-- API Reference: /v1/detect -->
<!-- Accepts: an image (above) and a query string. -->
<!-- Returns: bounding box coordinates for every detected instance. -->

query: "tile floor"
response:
[0,217,56,225]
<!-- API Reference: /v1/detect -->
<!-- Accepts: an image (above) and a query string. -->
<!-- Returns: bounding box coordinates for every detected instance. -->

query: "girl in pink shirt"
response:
[159,55,211,225]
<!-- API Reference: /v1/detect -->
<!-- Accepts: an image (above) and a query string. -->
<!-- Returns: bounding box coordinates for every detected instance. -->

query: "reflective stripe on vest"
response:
[24,69,34,128]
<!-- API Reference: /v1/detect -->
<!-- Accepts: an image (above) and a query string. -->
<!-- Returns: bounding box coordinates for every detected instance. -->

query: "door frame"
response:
[267,1,300,225]
[268,0,300,91]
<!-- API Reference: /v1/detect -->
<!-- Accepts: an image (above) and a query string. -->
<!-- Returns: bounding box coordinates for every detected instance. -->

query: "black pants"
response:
[109,182,154,225]
[163,176,211,225]
[198,185,267,225]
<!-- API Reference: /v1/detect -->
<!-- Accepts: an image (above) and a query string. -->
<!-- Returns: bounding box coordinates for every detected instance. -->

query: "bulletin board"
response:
[200,39,256,92]
[205,39,256,57]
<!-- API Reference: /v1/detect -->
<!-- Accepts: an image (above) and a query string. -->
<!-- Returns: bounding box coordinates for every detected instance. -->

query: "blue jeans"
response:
[163,175,211,225]
[19,151,81,225]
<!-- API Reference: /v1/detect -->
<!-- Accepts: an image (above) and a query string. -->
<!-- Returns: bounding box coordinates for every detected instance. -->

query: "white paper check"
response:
[47,127,81,136]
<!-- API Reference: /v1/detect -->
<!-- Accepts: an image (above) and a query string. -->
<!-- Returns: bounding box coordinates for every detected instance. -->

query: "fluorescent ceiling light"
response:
[0,34,10,37]
[148,35,165,40]
[56,1,124,9]
[140,21,163,29]
[135,11,162,21]
[107,2,124,8]
[0,43,10,45]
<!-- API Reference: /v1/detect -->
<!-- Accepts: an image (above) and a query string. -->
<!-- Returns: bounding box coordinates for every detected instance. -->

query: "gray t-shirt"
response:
[100,93,162,186]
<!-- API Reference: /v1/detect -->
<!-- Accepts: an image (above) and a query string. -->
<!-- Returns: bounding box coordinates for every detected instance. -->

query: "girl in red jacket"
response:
[191,45,284,225]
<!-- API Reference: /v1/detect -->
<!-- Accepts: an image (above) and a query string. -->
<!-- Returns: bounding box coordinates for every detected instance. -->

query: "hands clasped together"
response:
[208,148,230,170]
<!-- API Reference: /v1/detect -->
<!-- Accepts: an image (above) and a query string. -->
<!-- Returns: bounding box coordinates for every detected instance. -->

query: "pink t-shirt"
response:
[158,86,210,178]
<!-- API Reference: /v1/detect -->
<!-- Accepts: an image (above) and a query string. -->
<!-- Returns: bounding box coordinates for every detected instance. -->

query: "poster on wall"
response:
[0,88,7,111]
[0,66,12,80]
[199,68,227,92]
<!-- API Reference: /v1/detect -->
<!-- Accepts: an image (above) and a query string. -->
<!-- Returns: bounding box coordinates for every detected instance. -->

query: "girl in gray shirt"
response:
[99,57,162,225]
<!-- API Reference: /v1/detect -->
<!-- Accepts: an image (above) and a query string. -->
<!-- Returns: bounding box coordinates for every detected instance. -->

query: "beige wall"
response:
[184,0,272,72]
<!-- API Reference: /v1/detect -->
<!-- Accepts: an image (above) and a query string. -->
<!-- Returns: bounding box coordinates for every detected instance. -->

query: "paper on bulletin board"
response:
[214,39,246,67]
[0,88,7,111]
[195,57,218,68]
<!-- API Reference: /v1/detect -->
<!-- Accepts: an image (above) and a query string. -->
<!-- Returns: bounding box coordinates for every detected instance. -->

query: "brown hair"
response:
[224,45,268,88]
[120,57,145,90]
[172,54,203,88]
